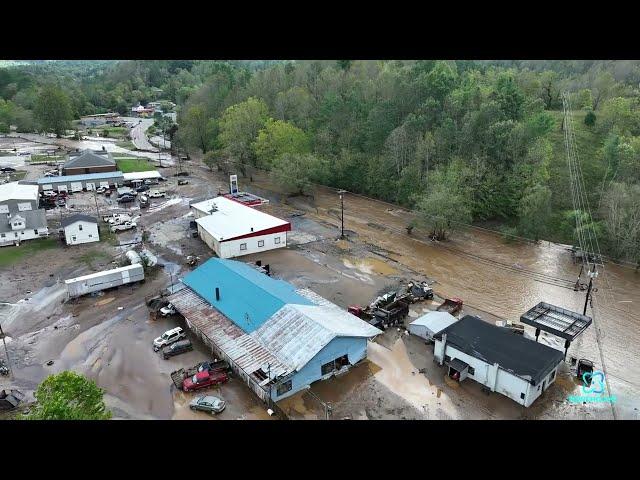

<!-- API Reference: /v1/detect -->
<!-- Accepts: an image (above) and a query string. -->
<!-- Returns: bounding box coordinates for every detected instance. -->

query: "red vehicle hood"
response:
[182,377,195,390]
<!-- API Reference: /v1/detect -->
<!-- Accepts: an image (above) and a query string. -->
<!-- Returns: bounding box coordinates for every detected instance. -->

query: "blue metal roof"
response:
[182,258,313,333]
[37,171,124,184]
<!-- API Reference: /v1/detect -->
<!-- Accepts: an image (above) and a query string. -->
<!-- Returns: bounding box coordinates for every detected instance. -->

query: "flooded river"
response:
[246,172,640,418]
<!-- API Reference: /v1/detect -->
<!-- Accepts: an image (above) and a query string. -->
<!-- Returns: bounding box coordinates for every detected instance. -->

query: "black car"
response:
[118,194,135,203]
[162,339,193,360]
[136,184,149,192]
[1,167,16,173]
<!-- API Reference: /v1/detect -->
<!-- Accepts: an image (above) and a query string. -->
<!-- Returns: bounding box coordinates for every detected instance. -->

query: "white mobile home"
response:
[192,196,291,259]
[433,315,564,407]
[65,263,145,298]
[61,214,99,245]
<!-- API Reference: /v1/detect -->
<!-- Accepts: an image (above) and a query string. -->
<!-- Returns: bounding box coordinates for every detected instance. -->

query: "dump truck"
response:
[64,263,145,299]
[170,360,231,389]
[348,291,410,330]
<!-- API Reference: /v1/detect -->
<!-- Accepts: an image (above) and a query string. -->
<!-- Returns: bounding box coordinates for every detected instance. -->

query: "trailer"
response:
[64,263,145,298]
[170,360,231,389]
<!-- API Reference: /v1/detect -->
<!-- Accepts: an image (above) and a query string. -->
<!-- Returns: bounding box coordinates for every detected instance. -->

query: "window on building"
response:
[520,392,525,400]
[79,224,83,231]
[34,230,38,235]
[550,370,556,381]
[321,361,335,376]
[468,366,475,376]
[0,234,4,238]
[537,385,541,391]
[276,380,292,396]
[72,236,76,242]
[88,234,92,238]
[258,240,264,247]
[240,243,247,251]
[274,237,281,244]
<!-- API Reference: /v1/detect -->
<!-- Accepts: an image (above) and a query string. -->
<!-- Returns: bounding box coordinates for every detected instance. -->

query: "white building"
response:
[408,311,457,341]
[191,196,291,259]
[61,214,99,245]
[433,315,564,407]
[0,182,49,246]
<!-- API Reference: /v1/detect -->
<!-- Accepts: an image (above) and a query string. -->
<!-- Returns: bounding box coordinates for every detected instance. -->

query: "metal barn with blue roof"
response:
[169,258,382,404]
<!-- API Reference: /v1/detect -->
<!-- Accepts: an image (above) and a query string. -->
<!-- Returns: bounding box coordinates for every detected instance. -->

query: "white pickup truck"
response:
[103,213,132,225]
[147,189,166,198]
[110,221,137,233]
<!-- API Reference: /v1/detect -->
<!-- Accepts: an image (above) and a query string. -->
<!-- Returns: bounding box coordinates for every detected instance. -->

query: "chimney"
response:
[250,227,254,232]
[215,287,220,301]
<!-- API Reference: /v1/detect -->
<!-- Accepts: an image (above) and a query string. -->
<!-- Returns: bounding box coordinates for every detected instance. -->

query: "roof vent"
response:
[250,227,253,232]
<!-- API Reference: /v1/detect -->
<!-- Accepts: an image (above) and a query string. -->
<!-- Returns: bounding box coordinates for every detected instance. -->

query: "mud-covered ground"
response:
[2,143,639,420]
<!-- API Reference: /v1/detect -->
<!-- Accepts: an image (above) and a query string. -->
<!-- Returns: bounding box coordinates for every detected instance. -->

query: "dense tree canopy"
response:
[4,59,640,261]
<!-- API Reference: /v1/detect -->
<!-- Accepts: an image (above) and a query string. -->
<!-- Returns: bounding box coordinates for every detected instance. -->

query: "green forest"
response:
[2,60,640,264]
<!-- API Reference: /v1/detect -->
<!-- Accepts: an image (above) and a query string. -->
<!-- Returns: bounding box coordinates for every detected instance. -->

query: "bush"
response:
[0,122,9,134]
[584,110,596,126]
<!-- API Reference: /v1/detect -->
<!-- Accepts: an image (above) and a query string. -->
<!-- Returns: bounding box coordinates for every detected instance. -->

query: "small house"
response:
[61,214,99,245]
[433,315,564,407]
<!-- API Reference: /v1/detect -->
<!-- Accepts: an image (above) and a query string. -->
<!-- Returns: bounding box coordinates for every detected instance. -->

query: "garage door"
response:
[86,182,95,191]
[58,185,68,193]
[100,181,109,188]
[70,182,83,192]
[42,184,53,191]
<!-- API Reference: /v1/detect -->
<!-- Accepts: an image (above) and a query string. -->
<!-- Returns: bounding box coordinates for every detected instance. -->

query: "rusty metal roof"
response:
[170,285,381,377]
[168,288,292,379]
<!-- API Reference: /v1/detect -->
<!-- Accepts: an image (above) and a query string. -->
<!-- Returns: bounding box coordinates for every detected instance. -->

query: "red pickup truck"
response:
[182,370,228,392]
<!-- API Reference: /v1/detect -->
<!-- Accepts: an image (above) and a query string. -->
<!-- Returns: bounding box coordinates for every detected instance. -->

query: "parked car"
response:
[153,326,186,351]
[159,303,176,317]
[162,339,193,359]
[95,186,107,194]
[178,180,189,185]
[42,191,57,198]
[56,198,66,207]
[148,189,166,198]
[182,370,229,392]
[118,194,135,204]
[144,179,159,185]
[189,395,226,414]
[0,167,16,173]
[136,184,149,192]
[110,221,136,233]
[44,172,58,177]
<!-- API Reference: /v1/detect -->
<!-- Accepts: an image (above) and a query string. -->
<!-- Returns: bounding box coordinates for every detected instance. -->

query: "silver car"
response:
[189,396,226,414]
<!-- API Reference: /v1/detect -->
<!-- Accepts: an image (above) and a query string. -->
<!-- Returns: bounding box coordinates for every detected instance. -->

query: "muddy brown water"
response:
[240,171,640,417]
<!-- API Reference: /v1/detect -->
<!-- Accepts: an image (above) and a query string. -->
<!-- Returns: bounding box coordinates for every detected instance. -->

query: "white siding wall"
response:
[434,339,561,407]
[64,221,99,245]
[218,231,287,259]
[0,227,49,245]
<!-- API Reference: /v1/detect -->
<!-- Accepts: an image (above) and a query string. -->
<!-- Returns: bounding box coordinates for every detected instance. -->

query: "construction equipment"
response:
[436,297,463,315]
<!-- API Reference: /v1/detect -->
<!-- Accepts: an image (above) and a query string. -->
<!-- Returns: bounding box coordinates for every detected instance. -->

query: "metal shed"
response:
[408,311,458,341]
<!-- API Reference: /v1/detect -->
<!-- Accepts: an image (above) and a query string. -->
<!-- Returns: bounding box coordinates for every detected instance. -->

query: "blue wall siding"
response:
[272,336,368,401]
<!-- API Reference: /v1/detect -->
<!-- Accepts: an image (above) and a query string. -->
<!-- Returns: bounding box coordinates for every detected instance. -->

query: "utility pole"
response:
[583,266,598,316]
[338,190,346,239]
[92,188,101,220]
[0,322,13,378]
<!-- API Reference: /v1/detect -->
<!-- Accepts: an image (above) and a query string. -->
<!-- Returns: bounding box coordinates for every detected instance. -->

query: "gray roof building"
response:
[64,150,115,170]
[0,209,48,234]
[61,214,98,229]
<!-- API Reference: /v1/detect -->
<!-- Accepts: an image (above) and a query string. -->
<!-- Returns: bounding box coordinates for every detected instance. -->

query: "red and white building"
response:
[191,196,291,259]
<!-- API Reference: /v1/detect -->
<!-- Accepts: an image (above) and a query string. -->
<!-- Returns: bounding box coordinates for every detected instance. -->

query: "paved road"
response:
[149,135,171,150]
[6,132,174,165]
[121,116,158,152]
